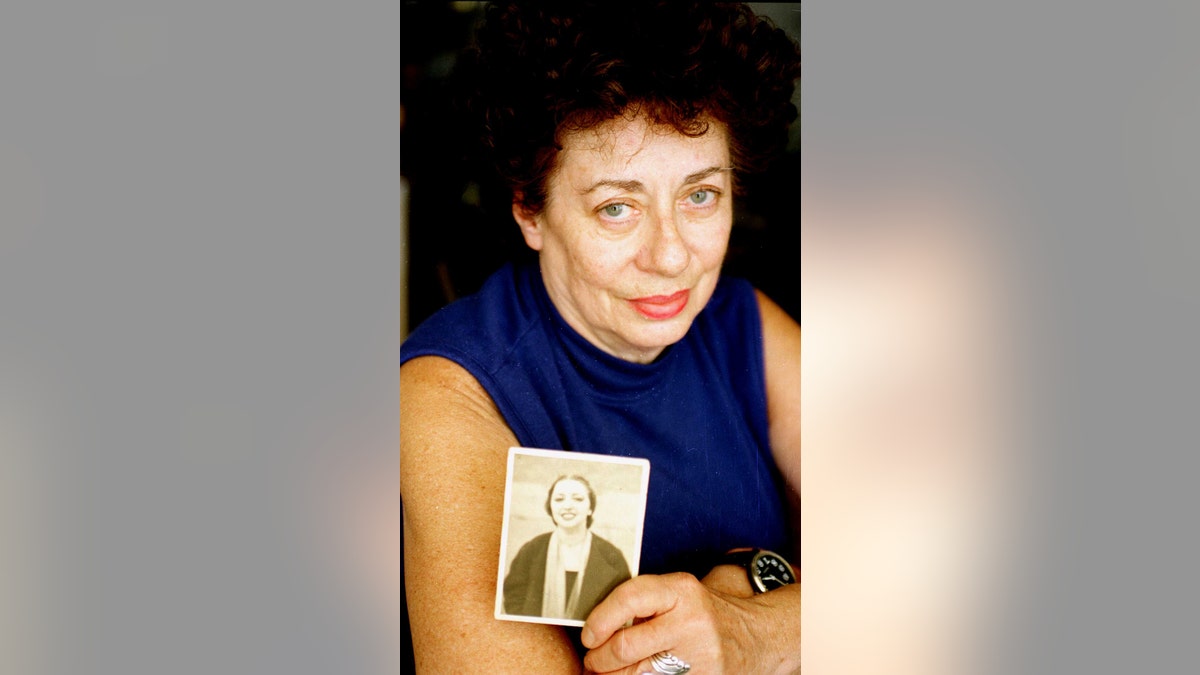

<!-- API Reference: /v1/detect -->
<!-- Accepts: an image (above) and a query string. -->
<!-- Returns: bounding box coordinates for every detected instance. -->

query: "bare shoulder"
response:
[401,356,580,672]
[754,289,800,353]
[753,290,800,493]
[401,356,513,445]
[754,290,800,400]
[400,355,514,503]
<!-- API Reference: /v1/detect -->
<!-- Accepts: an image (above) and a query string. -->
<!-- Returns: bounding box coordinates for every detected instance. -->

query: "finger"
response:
[583,617,673,674]
[581,573,689,648]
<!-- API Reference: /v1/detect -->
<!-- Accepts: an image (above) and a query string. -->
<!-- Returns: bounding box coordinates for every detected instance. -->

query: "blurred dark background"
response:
[400,2,801,340]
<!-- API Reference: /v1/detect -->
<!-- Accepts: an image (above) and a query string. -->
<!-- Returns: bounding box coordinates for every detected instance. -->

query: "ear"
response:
[512,199,545,252]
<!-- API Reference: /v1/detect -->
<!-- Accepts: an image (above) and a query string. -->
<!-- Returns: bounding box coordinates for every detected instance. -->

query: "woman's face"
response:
[514,112,734,364]
[549,479,592,531]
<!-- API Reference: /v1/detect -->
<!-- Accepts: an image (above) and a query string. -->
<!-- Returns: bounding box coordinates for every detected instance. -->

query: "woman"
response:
[401,2,801,672]
[503,475,631,621]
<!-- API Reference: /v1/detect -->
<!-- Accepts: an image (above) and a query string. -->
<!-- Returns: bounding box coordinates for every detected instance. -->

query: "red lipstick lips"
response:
[629,289,690,320]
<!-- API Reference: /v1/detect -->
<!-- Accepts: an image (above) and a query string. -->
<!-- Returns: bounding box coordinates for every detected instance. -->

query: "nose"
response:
[637,207,690,277]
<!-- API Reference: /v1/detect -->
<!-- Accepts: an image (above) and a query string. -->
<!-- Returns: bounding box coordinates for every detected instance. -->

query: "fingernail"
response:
[581,626,594,647]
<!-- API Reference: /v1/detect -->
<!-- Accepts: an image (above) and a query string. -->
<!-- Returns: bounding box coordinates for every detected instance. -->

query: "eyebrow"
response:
[682,165,733,185]
[580,166,732,194]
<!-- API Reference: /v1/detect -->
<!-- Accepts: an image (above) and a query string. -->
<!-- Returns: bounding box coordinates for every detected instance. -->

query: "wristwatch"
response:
[718,548,797,594]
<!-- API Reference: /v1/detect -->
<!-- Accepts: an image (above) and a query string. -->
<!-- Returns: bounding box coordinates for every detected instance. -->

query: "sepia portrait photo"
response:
[494,447,650,627]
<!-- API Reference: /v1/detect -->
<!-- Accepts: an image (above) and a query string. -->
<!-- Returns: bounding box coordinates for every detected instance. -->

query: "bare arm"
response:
[401,356,582,673]
[758,290,802,564]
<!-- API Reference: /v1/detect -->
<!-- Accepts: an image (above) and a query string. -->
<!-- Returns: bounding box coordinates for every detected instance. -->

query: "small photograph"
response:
[495,447,651,627]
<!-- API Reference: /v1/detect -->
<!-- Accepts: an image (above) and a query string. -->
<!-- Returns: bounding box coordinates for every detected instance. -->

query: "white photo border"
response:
[494,446,651,627]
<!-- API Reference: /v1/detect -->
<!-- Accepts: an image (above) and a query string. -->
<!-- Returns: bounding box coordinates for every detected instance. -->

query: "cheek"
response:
[677,211,731,260]
[693,218,733,260]
[564,238,638,288]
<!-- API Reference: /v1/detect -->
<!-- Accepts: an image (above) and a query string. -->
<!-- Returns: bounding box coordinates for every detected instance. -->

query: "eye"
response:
[595,201,640,228]
[602,203,631,219]
[687,189,716,206]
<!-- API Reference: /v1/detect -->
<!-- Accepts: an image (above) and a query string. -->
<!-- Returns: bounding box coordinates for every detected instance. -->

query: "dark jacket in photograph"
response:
[503,532,631,620]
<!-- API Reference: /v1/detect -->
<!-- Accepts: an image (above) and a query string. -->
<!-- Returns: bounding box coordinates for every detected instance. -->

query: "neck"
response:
[557,525,587,544]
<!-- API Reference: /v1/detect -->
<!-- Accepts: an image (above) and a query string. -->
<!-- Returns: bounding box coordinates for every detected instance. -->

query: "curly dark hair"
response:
[459,1,801,214]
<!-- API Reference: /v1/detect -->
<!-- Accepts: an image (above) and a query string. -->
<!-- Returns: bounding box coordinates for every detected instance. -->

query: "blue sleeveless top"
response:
[401,263,790,577]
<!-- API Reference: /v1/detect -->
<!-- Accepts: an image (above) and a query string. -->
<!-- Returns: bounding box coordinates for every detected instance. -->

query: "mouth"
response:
[628,289,690,320]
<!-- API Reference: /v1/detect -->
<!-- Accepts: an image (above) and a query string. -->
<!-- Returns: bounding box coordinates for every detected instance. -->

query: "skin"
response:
[549,479,592,532]
[512,111,734,364]
[400,111,801,673]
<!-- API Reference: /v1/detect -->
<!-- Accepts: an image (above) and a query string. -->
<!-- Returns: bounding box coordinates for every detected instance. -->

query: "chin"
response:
[627,318,695,350]
[619,326,696,357]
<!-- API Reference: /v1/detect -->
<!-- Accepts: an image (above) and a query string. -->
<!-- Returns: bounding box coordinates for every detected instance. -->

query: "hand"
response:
[581,569,767,675]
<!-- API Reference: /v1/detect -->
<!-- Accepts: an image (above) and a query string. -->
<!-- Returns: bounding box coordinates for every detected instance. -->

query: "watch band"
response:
[716,548,796,594]
[718,548,761,569]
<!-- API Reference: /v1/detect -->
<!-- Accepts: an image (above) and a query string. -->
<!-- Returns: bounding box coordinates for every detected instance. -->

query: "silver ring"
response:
[649,650,691,674]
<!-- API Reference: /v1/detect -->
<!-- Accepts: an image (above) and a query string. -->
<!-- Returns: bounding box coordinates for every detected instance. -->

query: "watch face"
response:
[752,552,796,592]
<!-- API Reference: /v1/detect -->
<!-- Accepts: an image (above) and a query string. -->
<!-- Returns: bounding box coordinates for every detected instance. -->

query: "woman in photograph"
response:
[503,475,631,621]
[401,1,801,672]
